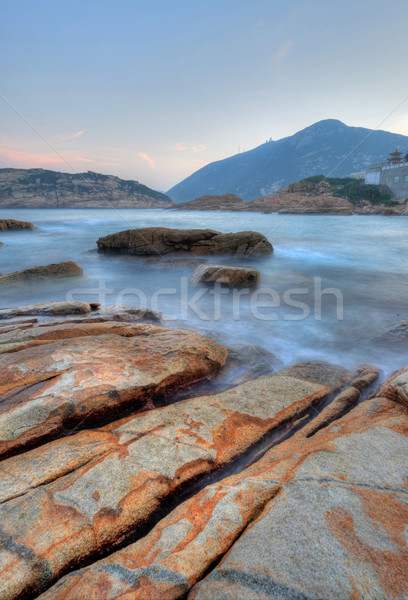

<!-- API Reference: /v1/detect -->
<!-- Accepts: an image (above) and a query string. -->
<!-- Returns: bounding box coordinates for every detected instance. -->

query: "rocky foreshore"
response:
[0,301,406,599]
[173,181,408,215]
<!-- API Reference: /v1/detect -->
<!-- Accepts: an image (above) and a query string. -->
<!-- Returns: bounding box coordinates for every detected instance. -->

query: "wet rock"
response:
[0,319,37,335]
[0,218,35,230]
[191,264,260,287]
[0,261,83,287]
[37,395,407,600]
[97,227,273,257]
[214,343,283,388]
[0,300,94,319]
[378,365,408,406]
[53,305,163,324]
[0,320,166,354]
[299,365,380,437]
[0,324,227,457]
[0,365,346,598]
[278,360,353,387]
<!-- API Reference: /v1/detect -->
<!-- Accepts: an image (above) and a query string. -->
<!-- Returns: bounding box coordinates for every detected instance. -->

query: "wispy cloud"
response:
[53,129,87,141]
[138,151,155,169]
[174,143,207,153]
[272,40,293,63]
[67,129,86,139]
[74,156,94,163]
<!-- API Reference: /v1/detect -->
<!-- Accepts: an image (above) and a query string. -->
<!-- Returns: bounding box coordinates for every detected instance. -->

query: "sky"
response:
[1,0,408,191]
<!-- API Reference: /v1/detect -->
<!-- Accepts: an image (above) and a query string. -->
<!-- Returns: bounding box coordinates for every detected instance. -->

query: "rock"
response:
[38,388,404,600]
[56,305,163,323]
[97,227,273,257]
[0,218,35,230]
[175,194,246,211]
[173,343,283,398]
[378,365,408,406]
[191,264,260,287]
[0,261,83,287]
[278,360,353,387]
[0,168,174,208]
[215,343,283,388]
[0,364,348,598]
[0,320,166,354]
[0,321,36,335]
[0,324,227,457]
[245,191,355,214]
[298,365,380,437]
[189,397,408,600]
[370,319,408,348]
[0,300,94,319]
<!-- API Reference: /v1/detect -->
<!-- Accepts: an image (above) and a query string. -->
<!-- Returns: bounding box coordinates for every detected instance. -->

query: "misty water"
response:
[1,208,407,377]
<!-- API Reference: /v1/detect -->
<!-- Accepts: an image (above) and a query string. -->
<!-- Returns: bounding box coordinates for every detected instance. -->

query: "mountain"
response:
[167,119,408,202]
[0,168,174,208]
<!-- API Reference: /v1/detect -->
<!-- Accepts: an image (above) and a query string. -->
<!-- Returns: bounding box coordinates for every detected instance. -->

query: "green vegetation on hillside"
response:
[303,175,397,205]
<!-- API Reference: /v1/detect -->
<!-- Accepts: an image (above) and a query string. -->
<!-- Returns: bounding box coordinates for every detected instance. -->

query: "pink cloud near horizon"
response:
[0,147,124,171]
[0,147,68,168]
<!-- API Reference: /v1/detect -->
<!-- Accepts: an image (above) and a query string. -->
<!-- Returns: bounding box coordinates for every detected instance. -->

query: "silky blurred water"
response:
[1,208,407,374]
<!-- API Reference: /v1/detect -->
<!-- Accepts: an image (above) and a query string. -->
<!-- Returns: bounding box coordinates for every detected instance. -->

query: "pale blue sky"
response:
[1,0,408,189]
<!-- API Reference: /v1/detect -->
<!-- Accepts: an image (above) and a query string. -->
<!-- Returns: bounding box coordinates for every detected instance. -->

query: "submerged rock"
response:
[0,261,83,287]
[144,256,208,268]
[97,227,273,257]
[370,319,408,348]
[191,264,260,287]
[0,218,35,230]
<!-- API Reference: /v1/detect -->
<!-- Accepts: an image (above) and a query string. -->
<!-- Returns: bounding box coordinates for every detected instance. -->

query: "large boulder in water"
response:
[97,227,273,257]
[0,261,83,287]
[0,218,35,230]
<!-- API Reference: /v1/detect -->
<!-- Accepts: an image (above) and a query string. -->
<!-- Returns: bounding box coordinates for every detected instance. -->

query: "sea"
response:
[1,208,407,376]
